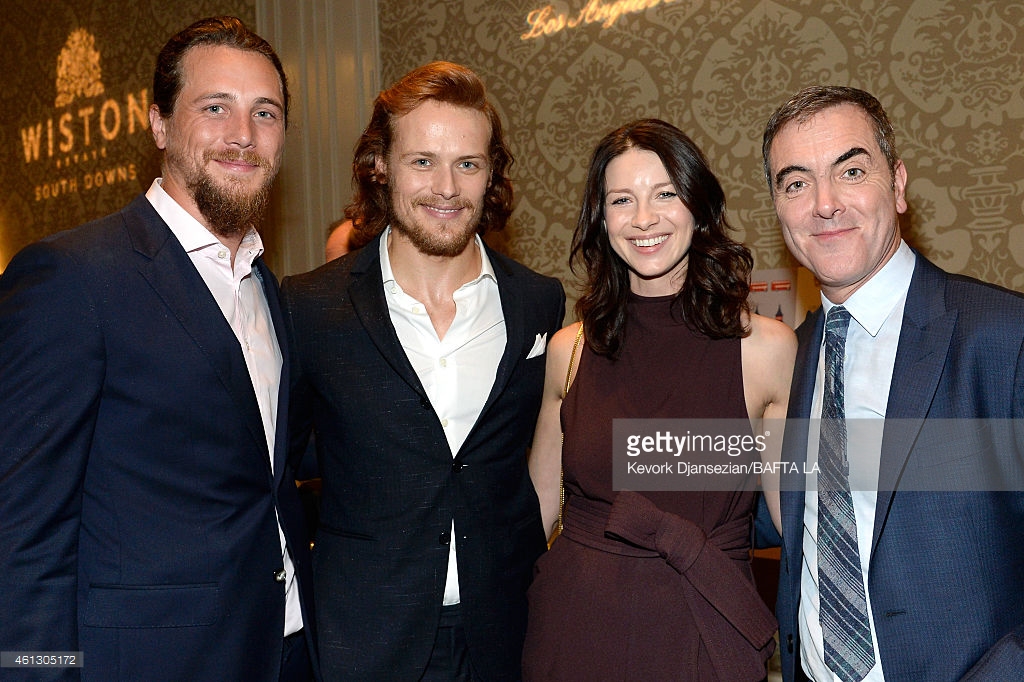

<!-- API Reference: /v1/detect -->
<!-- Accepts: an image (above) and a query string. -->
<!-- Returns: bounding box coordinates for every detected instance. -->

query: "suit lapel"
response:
[871,257,956,552]
[781,308,823,560]
[347,235,430,400]
[473,246,523,425]
[125,196,271,470]
[258,259,291,486]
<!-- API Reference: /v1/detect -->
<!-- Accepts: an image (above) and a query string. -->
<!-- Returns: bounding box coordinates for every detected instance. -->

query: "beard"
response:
[175,148,277,240]
[390,197,483,258]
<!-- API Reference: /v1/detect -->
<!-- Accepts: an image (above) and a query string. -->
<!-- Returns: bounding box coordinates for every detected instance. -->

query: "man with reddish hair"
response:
[282,62,564,680]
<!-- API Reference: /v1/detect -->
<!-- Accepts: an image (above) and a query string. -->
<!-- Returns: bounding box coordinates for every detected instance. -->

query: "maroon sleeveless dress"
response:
[522,294,776,681]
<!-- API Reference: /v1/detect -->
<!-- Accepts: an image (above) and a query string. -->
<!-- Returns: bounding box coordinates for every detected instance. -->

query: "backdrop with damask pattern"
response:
[378,0,1024,311]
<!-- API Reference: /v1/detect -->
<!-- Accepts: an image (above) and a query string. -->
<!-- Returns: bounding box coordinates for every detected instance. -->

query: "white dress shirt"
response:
[145,179,303,637]
[379,228,506,605]
[799,240,915,681]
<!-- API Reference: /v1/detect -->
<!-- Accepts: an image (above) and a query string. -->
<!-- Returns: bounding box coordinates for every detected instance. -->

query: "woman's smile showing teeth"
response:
[632,234,668,248]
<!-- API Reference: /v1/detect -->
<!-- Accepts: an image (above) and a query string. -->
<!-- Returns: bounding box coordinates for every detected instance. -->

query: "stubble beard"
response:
[390,198,483,258]
[178,149,278,240]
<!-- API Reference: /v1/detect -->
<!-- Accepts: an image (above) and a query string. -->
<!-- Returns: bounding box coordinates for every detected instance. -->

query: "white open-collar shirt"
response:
[380,228,506,605]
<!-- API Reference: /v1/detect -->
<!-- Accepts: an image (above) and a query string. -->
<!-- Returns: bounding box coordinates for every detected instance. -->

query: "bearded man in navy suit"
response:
[759,85,1024,682]
[281,62,564,681]
[0,17,316,682]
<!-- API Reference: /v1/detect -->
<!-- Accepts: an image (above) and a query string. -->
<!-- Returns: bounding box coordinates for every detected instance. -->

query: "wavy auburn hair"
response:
[347,61,514,244]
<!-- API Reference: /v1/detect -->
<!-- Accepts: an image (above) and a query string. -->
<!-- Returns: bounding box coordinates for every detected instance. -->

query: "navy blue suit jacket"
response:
[768,253,1024,681]
[281,234,565,681]
[0,195,317,681]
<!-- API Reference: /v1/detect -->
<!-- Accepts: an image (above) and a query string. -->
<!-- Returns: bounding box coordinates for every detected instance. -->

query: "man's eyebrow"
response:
[253,96,284,110]
[773,164,808,189]
[398,150,438,159]
[196,92,236,103]
[194,93,283,110]
[834,146,870,166]
[773,147,871,189]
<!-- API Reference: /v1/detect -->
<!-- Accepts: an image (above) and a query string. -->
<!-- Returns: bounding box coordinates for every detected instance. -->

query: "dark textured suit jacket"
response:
[281,234,565,681]
[770,253,1024,681]
[0,194,317,681]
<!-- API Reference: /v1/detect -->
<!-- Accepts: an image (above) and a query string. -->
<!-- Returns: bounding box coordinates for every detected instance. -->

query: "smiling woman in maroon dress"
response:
[524,119,794,681]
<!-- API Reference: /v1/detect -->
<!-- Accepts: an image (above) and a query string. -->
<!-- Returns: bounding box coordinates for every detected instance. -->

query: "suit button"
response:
[439,531,451,545]
[420,398,430,410]
[453,462,465,472]
[274,569,287,583]
[787,633,793,653]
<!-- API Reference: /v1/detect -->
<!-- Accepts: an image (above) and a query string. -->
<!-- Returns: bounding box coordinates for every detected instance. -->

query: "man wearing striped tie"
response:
[759,86,1024,682]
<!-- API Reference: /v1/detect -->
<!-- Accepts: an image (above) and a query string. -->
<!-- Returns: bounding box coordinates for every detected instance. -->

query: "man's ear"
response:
[374,154,387,184]
[893,159,908,215]
[149,104,168,150]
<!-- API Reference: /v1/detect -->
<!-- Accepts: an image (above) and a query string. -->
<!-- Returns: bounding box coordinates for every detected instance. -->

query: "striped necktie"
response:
[818,305,875,681]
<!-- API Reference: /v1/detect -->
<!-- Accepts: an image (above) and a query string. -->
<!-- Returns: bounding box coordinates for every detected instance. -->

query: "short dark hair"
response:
[573,119,752,358]
[153,16,289,127]
[762,85,898,194]
[346,61,514,243]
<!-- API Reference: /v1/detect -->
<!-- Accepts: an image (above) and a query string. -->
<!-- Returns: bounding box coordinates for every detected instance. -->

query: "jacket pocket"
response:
[83,583,220,628]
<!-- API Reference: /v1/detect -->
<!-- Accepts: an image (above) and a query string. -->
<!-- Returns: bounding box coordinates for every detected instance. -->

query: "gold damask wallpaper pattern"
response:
[377,0,1024,309]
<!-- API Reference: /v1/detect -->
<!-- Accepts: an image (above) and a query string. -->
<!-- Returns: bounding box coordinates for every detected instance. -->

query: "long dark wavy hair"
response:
[346,61,514,244]
[573,119,752,359]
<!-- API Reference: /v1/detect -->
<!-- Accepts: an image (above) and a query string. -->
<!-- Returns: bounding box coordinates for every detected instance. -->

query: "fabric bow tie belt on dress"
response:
[560,491,777,681]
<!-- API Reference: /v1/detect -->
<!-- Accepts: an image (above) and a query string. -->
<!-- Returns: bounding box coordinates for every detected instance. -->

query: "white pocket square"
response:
[526,333,547,359]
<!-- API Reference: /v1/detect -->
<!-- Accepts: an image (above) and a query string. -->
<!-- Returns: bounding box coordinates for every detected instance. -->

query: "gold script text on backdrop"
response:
[522,0,681,39]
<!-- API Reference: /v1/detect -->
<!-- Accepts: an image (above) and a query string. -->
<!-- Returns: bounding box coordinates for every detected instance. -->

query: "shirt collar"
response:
[145,178,263,259]
[379,226,496,288]
[822,239,915,337]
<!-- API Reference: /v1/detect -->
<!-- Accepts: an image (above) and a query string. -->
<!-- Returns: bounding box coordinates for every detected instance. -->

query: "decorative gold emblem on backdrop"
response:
[55,29,105,107]
[20,26,146,203]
